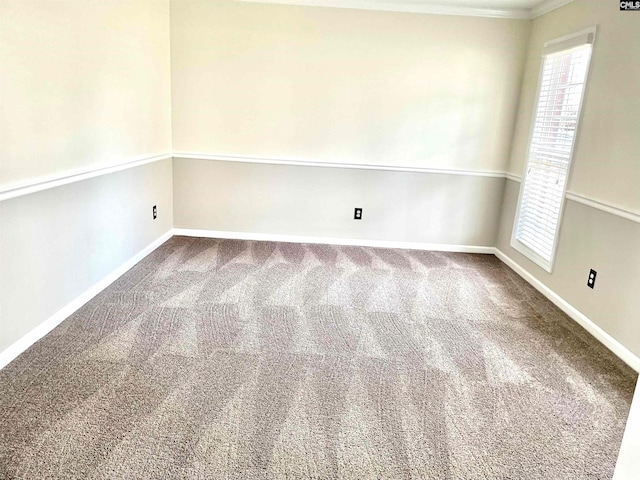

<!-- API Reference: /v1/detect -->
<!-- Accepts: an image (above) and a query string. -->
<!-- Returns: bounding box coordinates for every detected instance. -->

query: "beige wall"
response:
[498,180,640,358]
[174,158,504,246]
[171,0,530,172]
[0,0,173,355]
[497,0,640,360]
[0,0,172,186]
[507,0,640,211]
[2,0,638,373]
[170,0,528,248]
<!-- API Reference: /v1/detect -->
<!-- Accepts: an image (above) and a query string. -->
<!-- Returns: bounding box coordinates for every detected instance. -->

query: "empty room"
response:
[1,0,639,478]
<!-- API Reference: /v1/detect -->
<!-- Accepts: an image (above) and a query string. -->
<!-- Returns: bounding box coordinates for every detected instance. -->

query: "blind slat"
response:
[515,42,592,268]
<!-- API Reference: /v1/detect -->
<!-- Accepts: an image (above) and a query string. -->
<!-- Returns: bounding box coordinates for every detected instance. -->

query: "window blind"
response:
[513,30,594,271]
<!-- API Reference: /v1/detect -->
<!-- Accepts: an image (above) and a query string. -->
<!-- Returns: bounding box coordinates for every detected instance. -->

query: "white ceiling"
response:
[236,0,575,19]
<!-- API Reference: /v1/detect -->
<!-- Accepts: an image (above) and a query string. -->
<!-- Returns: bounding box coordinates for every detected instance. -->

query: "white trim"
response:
[543,25,596,55]
[3,151,637,230]
[172,152,507,178]
[613,381,640,480]
[566,192,640,225]
[237,0,576,19]
[531,0,575,19]
[0,150,506,205]
[494,248,640,373]
[173,228,496,254]
[0,230,174,371]
[510,26,597,274]
[178,154,640,226]
[2,226,637,377]
[235,0,530,19]
[506,176,640,225]
[0,153,172,203]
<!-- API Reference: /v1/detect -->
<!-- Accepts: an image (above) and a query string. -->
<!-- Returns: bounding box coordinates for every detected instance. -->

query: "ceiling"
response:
[235,0,575,19]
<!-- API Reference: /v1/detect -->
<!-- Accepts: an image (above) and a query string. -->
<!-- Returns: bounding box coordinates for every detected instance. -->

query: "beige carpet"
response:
[0,236,636,479]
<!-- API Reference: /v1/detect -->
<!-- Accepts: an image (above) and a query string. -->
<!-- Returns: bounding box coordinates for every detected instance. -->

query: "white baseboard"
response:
[494,248,640,373]
[172,228,495,254]
[3,228,636,375]
[0,230,173,371]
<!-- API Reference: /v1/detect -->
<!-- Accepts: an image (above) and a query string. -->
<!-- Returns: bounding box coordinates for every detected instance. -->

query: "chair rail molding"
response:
[0,153,172,202]
[172,151,507,178]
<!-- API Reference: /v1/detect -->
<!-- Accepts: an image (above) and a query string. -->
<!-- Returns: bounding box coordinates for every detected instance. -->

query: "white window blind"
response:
[513,28,595,272]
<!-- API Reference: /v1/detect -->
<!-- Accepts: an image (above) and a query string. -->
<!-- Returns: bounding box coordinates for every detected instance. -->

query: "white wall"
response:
[497,0,640,359]
[614,383,640,480]
[0,0,173,355]
[0,0,171,186]
[171,0,530,172]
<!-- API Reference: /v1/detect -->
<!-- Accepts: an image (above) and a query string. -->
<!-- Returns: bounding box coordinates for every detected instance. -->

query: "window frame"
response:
[511,26,597,273]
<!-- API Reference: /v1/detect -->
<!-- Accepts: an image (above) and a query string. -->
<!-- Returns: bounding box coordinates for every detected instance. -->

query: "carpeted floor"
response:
[0,236,636,479]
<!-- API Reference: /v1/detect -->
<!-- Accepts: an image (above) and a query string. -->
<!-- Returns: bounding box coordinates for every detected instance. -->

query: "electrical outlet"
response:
[153,205,157,220]
[354,208,363,220]
[587,269,597,289]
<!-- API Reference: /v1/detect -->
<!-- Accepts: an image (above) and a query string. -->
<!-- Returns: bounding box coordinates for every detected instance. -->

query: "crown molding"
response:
[236,0,531,19]
[236,0,576,19]
[531,0,575,18]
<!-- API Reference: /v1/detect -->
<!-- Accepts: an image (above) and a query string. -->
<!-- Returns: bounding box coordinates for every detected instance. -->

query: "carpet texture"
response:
[0,236,636,479]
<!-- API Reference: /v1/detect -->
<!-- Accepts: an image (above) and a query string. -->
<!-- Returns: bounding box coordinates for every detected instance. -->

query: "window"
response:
[512,27,596,272]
